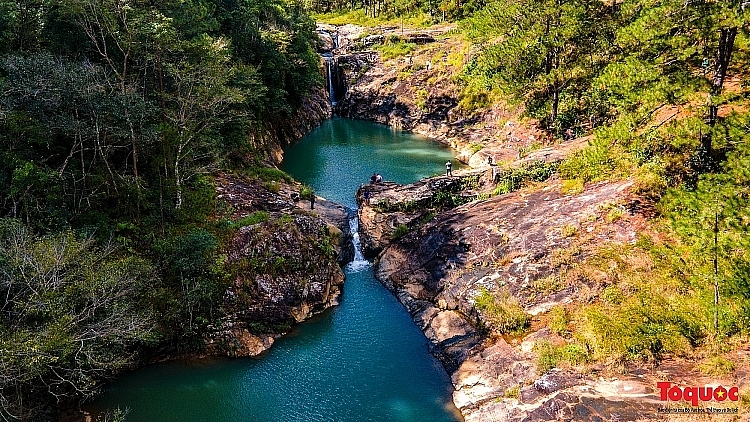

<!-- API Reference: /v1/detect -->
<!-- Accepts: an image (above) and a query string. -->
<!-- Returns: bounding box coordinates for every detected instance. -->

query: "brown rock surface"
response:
[205,174,348,357]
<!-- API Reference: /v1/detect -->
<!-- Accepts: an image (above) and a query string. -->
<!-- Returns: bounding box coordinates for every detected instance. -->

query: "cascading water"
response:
[326,56,337,106]
[345,213,370,273]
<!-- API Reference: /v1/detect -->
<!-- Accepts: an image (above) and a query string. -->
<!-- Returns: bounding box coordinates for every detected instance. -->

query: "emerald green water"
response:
[86,118,461,421]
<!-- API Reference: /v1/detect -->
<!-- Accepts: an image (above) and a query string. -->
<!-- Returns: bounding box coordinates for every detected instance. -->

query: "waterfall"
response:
[326,56,337,107]
[345,213,370,273]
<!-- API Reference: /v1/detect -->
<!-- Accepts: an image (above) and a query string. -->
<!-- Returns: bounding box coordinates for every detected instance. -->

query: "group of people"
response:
[369,173,383,184]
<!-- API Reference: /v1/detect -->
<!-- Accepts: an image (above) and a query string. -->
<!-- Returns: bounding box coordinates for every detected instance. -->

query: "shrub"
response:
[392,224,410,239]
[561,224,578,237]
[264,181,281,193]
[299,184,314,200]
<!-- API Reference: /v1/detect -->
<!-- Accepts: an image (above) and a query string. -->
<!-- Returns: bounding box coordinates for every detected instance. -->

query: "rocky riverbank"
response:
[357,171,749,421]
[360,173,658,421]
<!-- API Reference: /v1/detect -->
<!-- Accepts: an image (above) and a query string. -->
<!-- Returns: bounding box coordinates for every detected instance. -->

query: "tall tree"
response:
[462,0,609,132]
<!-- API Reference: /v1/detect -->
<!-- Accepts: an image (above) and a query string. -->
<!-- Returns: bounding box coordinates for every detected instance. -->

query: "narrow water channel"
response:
[86,117,461,421]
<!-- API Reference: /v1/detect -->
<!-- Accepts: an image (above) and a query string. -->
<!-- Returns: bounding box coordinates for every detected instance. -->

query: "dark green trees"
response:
[0,0,324,417]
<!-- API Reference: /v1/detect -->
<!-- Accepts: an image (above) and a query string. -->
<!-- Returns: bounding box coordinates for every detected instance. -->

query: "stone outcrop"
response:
[205,174,351,357]
[255,86,333,165]
[355,174,481,257]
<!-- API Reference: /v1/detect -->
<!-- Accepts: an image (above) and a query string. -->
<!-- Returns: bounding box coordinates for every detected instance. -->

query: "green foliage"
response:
[0,219,158,418]
[535,340,589,374]
[493,161,559,195]
[242,164,294,182]
[461,0,611,132]
[548,306,569,336]
[299,184,315,200]
[264,181,282,193]
[392,224,410,239]
[575,295,701,364]
[561,224,578,238]
[469,142,484,154]
[235,211,271,227]
[474,288,530,334]
[375,38,417,60]
[697,356,735,376]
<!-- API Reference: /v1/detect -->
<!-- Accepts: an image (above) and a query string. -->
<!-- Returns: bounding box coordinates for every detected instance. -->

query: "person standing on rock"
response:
[375,173,382,183]
[310,192,315,209]
[445,160,453,177]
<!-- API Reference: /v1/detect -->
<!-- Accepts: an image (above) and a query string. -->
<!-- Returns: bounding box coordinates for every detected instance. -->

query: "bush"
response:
[264,181,281,193]
[299,184,314,200]
[493,161,558,195]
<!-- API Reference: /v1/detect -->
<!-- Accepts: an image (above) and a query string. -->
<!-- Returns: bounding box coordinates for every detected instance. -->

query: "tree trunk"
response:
[699,26,736,156]
[712,27,737,95]
[551,84,559,127]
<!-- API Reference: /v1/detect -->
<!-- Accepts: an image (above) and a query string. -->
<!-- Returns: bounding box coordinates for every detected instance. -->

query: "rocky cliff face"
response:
[358,175,682,421]
[205,174,351,357]
[253,85,333,165]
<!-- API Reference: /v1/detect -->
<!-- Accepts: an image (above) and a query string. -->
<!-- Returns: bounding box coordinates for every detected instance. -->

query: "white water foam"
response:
[345,214,371,273]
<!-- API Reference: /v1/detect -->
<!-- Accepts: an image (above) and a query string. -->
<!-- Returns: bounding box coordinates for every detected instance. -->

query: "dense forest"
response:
[1,0,749,418]
[0,0,322,418]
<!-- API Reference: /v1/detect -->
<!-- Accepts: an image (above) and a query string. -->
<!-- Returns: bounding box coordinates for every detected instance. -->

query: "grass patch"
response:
[532,274,563,295]
[548,306,569,336]
[561,178,584,195]
[474,288,530,334]
[376,38,417,60]
[264,181,281,193]
[246,166,293,183]
[535,340,590,374]
[504,385,520,399]
[696,356,735,376]
[234,211,270,227]
[561,224,578,237]
[469,142,484,154]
